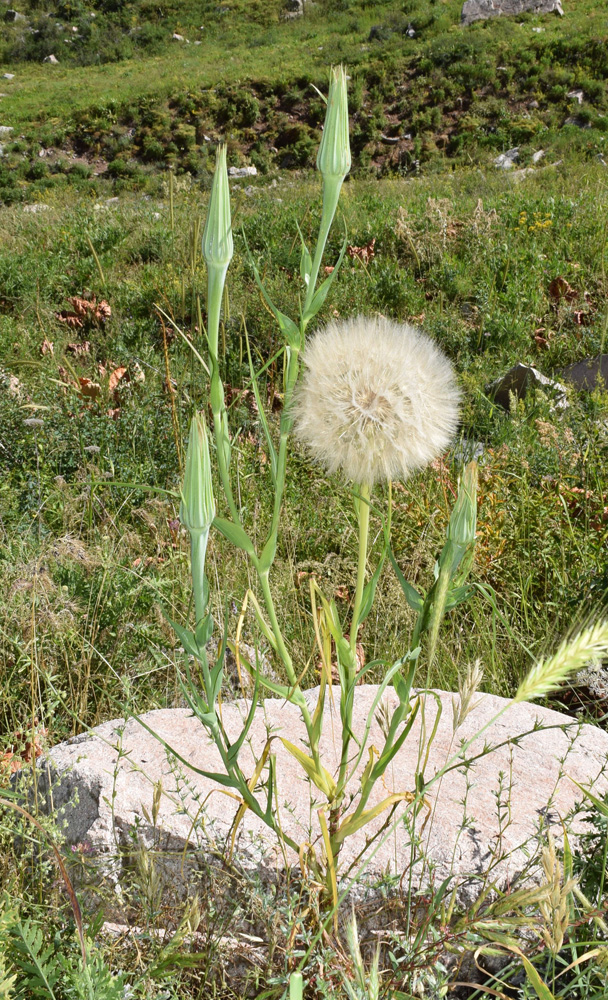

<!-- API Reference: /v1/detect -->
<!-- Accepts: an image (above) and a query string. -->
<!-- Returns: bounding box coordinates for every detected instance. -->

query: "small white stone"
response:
[494,147,519,169]
[228,165,257,178]
[567,89,584,105]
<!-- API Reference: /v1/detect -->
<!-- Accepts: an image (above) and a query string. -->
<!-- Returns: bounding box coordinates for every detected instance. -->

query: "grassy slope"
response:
[1,162,607,738]
[0,0,607,201]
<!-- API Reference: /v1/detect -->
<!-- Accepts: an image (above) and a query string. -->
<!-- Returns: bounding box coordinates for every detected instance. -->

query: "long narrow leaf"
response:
[302,232,348,324]
[335,792,414,845]
[388,548,424,612]
[281,739,337,799]
[213,516,257,557]
[247,251,300,347]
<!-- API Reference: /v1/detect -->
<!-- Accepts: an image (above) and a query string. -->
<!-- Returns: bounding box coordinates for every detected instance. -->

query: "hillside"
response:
[0,0,607,203]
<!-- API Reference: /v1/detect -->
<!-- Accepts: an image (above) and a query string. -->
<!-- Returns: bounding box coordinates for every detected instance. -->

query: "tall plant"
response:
[163,67,608,899]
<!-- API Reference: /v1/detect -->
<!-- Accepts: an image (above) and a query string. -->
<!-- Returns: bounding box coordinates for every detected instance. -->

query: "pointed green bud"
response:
[180,413,215,535]
[316,65,351,181]
[202,144,233,268]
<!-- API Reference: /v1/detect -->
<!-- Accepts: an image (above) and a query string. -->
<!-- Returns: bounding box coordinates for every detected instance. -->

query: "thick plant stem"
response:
[350,481,371,656]
[329,482,371,863]
[190,530,209,628]
[207,263,225,357]
[302,177,343,320]
[207,263,240,524]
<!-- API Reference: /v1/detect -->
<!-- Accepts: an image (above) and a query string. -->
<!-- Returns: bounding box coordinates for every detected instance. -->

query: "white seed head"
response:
[292,315,461,485]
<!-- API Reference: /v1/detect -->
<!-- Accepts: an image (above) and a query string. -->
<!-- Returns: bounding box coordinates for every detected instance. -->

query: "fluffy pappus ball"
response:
[291,315,461,485]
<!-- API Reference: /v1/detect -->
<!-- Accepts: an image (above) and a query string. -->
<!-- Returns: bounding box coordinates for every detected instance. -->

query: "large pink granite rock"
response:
[41,686,608,898]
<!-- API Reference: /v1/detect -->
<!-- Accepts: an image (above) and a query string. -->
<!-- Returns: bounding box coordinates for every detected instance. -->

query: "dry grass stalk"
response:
[452,659,484,732]
[539,833,577,954]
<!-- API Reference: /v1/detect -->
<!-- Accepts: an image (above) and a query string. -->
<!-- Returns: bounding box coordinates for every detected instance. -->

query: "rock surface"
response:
[560,355,608,391]
[228,165,257,178]
[487,363,568,410]
[461,0,563,26]
[40,686,608,898]
[494,147,519,169]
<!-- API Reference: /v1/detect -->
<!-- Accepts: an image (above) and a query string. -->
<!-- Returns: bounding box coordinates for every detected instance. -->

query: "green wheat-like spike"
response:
[514,622,608,703]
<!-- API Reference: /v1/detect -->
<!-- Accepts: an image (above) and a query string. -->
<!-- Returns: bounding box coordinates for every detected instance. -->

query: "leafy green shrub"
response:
[140,138,165,162]
[173,124,197,152]
[106,157,136,177]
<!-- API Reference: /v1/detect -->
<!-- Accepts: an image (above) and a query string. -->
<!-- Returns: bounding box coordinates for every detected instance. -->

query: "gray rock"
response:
[0,126,13,136]
[461,0,563,26]
[43,54,59,64]
[4,9,27,22]
[487,363,568,410]
[2,73,15,80]
[560,355,608,391]
[532,149,545,163]
[22,203,50,213]
[494,147,519,169]
[172,32,185,41]
[564,115,592,129]
[452,438,485,464]
[38,685,608,906]
[228,165,257,178]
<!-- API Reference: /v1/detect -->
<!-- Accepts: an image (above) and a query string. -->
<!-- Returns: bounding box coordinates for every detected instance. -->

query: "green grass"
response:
[1,165,607,740]
[1,2,608,995]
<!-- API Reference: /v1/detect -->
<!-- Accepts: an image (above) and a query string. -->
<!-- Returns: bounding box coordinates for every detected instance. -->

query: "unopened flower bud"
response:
[202,144,233,268]
[180,413,215,535]
[316,65,351,181]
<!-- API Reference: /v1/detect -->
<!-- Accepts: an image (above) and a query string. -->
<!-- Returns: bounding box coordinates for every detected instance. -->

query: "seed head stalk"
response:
[351,482,371,658]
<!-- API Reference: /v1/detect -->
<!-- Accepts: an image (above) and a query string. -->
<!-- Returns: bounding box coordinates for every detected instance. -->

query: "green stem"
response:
[350,481,371,656]
[302,176,343,320]
[330,482,371,851]
[207,263,240,524]
[263,346,300,561]
[190,530,209,628]
[257,570,320,770]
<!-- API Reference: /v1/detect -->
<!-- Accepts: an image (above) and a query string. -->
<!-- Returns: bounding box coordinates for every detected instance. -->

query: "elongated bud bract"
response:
[180,413,215,535]
[317,65,351,181]
[202,144,233,268]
